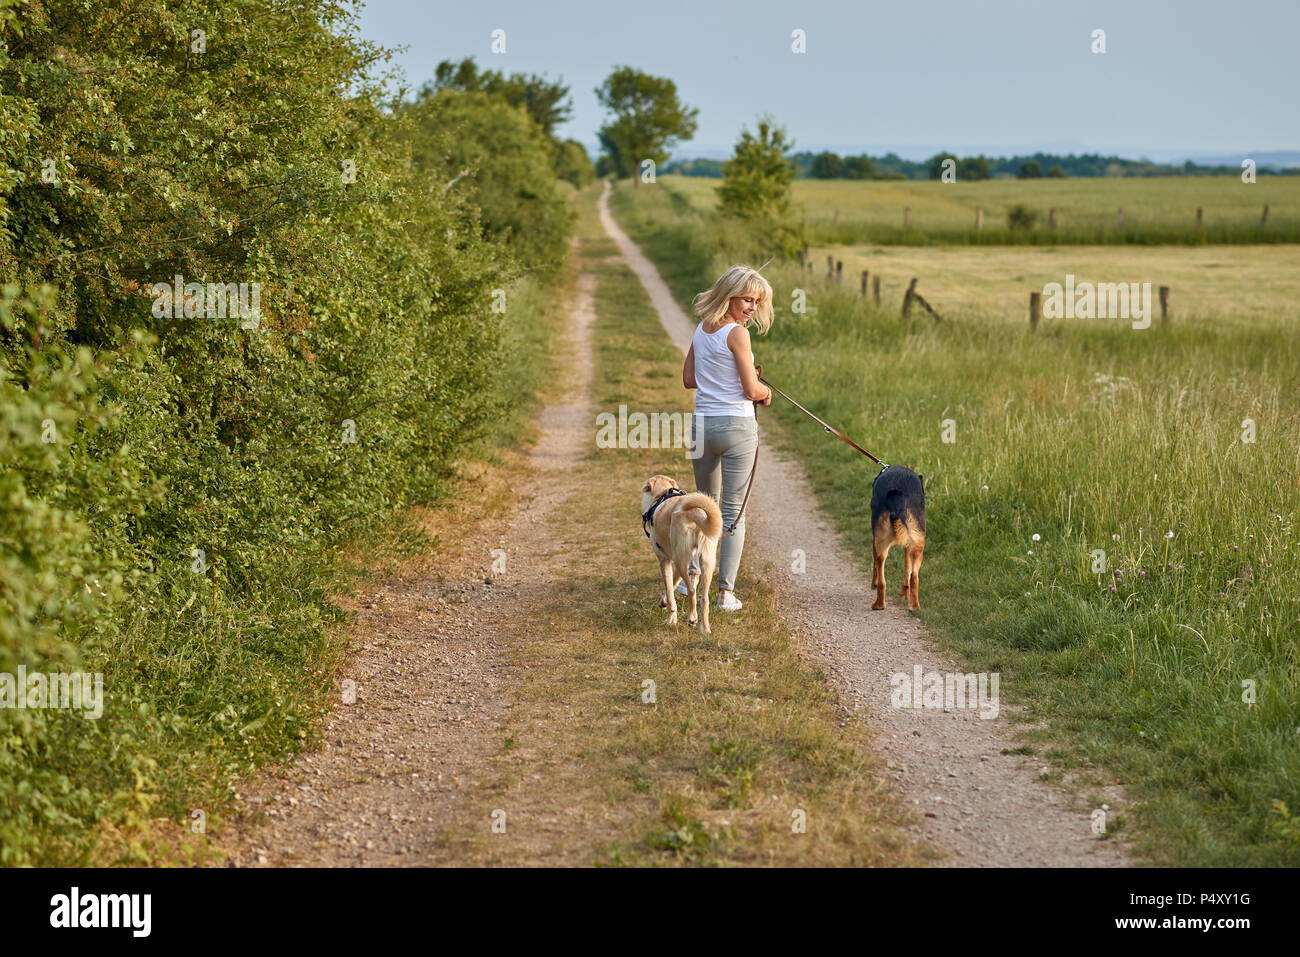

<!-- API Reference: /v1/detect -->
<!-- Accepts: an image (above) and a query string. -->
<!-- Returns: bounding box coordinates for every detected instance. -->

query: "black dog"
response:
[869,466,926,611]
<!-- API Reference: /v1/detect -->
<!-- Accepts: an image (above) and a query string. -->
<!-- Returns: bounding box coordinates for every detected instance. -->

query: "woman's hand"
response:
[751,362,771,405]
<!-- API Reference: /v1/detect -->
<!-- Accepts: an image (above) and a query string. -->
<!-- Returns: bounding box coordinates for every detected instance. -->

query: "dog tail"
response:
[678,493,722,540]
[670,494,722,579]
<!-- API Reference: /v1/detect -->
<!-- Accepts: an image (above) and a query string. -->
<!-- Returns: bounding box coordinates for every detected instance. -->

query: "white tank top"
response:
[692,322,754,417]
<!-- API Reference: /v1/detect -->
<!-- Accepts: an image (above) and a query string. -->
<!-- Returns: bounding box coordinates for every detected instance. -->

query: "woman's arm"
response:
[683,344,697,389]
[727,325,772,404]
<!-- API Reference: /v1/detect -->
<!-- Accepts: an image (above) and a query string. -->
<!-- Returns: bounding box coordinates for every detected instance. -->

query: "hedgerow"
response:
[0,0,570,864]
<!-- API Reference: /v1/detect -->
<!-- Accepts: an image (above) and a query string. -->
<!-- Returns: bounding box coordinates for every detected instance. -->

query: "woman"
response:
[681,264,773,611]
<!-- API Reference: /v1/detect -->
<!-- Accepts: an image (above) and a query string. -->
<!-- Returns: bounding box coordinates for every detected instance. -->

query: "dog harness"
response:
[642,488,687,544]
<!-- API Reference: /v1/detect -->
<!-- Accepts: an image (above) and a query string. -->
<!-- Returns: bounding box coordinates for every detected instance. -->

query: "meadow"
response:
[660,173,1300,245]
[612,177,1300,865]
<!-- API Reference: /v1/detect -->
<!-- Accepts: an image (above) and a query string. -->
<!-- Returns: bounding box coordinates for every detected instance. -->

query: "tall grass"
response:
[610,177,1300,866]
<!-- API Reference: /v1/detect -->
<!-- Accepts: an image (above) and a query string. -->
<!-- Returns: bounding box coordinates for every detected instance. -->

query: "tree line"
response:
[664,150,1298,180]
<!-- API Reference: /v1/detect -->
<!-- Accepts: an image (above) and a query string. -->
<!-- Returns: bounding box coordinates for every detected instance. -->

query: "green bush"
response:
[1007,203,1039,229]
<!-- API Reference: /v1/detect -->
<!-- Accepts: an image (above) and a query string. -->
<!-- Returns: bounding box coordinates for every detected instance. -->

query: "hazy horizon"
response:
[356,0,1299,165]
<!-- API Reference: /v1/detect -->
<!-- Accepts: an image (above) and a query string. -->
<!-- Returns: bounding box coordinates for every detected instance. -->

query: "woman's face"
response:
[727,293,758,324]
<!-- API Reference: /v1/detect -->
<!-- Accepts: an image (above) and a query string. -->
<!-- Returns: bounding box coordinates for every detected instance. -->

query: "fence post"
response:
[1261,205,1269,225]
[827,255,834,278]
[1029,291,1041,331]
[1159,285,1170,324]
[861,270,869,295]
[1196,206,1203,230]
[1117,207,1124,229]
[835,261,843,284]
[797,248,805,267]
[904,207,911,230]
[1049,208,1058,229]
[902,278,917,319]
[872,274,881,306]
[976,207,983,230]
[833,207,840,228]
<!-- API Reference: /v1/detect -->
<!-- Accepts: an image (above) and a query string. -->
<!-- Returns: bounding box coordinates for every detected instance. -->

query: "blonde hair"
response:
[691,265,774,334]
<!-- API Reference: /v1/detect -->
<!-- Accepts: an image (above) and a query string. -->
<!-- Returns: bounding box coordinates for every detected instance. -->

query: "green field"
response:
[660,173,1300,245]
[611,176,1300,866]
[800,243,1300,328]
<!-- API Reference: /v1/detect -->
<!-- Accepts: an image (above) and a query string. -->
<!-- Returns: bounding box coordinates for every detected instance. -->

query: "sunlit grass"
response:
[612,175,1300,866]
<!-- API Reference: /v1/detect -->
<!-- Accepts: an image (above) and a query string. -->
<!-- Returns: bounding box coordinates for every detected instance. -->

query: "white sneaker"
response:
[676,581,688,596]
[717,592,743,611]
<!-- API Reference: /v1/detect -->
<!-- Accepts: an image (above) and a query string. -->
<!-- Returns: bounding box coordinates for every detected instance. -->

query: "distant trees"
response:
[595,67,698,184]
[809,152,876,180]
[810,151,845,179]
[666,150,1272,181]
[1017,160,1042,179]
[928,152,959,180]
[843,155,876,179]
[960,156,991,180]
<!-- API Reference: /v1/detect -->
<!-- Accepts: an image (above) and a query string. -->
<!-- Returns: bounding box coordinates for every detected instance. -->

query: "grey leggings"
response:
[688,414,758,591]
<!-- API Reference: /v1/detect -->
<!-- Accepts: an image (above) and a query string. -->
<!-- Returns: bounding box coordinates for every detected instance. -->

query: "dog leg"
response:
[908,544,923,611]
[659,574,683,609]
[698,554,714,634]
[901,546,912,599]
[685,571,699,627]
[661,560,678,625]
[872,547,887,610]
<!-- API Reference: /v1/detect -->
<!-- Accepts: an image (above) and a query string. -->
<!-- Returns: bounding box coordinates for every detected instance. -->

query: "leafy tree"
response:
[1017,160,1042,179]
[1047,164,1067,178]
[844,155,875,179]
[555,139,595,188]
[595,152,618,178]
[595,66,698,185]
[425,57,572,140]
[408,91,573,276]
[960,155,991,181]
[717,115,802,257]
[928,152,959,180]
[810,151,845,179]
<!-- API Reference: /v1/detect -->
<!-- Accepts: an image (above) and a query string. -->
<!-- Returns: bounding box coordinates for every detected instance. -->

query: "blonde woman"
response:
[680,265,773,611]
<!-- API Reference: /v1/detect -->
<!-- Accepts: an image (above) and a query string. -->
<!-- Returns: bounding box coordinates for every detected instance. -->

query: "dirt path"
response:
[598,181,1130,866]
[219,267,599,867]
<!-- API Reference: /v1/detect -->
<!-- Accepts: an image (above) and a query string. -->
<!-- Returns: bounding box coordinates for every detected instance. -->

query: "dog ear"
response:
[642,479,652,492]
[918,473,924,486]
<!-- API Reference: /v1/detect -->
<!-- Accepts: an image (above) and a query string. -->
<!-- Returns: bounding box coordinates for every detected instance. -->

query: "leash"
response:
[721,400,758,539]
[758,374,889,470]
[665,368,887,544]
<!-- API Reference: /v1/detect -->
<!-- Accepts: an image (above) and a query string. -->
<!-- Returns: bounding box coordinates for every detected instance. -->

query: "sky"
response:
[354,0,1300,163]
